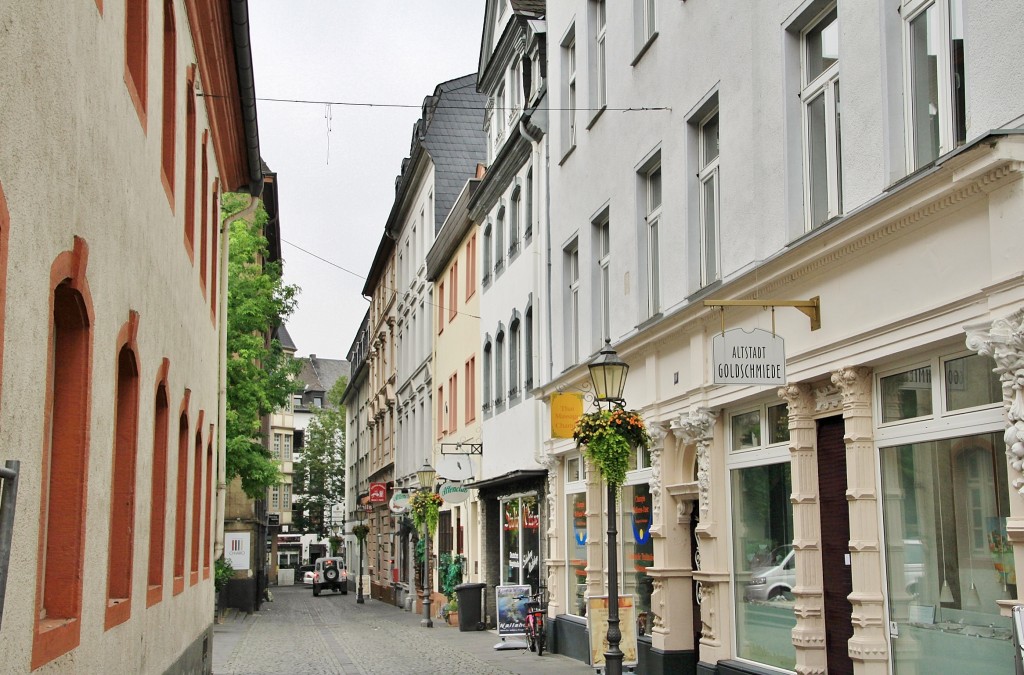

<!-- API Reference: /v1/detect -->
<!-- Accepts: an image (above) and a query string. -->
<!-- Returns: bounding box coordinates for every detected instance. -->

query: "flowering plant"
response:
[410,490,444,535]
[573,408,651,489]
[352,524,370,541]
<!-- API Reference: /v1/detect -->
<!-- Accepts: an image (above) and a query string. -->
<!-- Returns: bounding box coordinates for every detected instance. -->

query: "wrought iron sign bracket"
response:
[704,297,821,331]
[440,442,483,455]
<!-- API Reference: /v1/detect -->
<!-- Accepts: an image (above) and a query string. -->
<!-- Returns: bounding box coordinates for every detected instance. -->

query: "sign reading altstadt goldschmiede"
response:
[712,328,786,385]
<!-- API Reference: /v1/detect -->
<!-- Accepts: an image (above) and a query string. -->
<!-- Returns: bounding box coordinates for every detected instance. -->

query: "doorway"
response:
[817,415,853,674]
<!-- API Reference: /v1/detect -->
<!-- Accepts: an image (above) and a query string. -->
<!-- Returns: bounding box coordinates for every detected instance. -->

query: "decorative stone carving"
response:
[648,422,668,529]
[967,309,1024,495]
[543,453,558,533]
[671,408,717,523]
[813,382,842,412]
[700,584,716,642]
[832,366,872,406]
[651,578,665,630]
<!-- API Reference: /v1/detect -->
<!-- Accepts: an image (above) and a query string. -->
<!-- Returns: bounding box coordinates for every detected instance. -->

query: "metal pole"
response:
[604,482,623,675]
[357,534,365,604]
[422,515,433,627]
[0,460,22,632]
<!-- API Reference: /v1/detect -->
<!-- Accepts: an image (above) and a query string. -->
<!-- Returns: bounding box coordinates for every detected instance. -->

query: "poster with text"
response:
[496,584,531,636]
[587,595,638,667]
[225,532,250,571]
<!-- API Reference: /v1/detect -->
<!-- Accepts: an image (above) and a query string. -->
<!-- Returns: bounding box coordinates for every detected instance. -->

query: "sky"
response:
[249,1,486,360]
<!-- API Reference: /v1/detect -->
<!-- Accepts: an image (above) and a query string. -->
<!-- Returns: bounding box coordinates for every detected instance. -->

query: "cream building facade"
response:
[539,1,1024,674]
[0,0,262,672]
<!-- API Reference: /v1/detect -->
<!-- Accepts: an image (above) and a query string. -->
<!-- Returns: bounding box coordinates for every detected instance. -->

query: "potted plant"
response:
[573,408,651,488]
[353,523,370,541]
[410,490,444,535]
[444,597,459,626]
[214,556,233,623]
[438,552,465,625]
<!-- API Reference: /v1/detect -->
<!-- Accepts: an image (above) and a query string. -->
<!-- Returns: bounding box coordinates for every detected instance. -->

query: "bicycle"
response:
[517,590,547,656]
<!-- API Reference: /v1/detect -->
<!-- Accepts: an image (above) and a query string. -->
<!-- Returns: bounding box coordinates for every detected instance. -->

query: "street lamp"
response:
[588,339,629,675]
[417,461,437,628]
[356,507,365,604]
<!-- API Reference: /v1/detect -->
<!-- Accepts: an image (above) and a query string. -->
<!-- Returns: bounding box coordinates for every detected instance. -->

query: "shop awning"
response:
[464,469,547,491]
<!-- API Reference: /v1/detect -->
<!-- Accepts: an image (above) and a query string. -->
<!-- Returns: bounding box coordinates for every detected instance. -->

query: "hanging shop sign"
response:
[369,482,387,503]
[389,490,410,513]
[551,393,584,438]
[438,481,470,504]
[712,328,786,385]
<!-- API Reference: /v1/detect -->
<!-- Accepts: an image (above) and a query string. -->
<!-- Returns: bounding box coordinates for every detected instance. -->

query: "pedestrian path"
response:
[213,584,596,675]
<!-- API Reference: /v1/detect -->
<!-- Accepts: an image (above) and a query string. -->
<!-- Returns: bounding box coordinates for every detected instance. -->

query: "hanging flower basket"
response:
[573,408,651,489]
[353,524,370,541]
[410,491,444,535]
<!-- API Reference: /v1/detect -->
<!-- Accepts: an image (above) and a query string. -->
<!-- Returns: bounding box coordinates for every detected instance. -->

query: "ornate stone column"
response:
[779,384,826,675]
[966,308,1024,614]
[832,367,888,673]
[644,422,697,663]
[543,453,563,616]
[585,455,605,607]
[671,408,727,663]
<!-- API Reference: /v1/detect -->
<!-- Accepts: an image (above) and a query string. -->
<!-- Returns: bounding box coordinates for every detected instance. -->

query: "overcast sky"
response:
[249,1,486,360]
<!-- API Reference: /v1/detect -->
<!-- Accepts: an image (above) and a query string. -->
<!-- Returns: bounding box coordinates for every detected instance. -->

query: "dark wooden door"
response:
[817,415,853,675]
[690,501,701,660]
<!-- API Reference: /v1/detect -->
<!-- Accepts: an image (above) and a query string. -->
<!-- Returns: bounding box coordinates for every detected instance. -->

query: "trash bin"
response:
[455,582,486,632]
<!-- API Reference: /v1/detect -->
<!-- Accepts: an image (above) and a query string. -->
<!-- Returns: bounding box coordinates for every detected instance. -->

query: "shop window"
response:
[944,353,1002,413]
[566,491,588,616]
[623,483,654,635]
[881,365,933,422]
[501,496,540,592]
[881,432,1013,671]
[880,352,1000,424]
[731,462,796,670]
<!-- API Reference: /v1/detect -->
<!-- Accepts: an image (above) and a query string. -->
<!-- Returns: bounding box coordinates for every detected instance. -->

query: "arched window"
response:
[159,0,176,205]
[525,306,534,390]
[106,313,141,630]
[33,238,94,669]
[509,318,521,399]
[183,67,197,257]
[483,223,493,285]
[125,0,148,127]
[191,415,204,585]
[495,328,505,407]
[509,187,521,255]
[483,339,492,412]
[525,167,534,241]
[173,392,190,595]
[147,360,171,607]
[495,207,505,273]
[204,433,213,577]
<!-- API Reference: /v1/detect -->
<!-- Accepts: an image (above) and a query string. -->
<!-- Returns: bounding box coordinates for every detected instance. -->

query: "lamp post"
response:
[417,461,437,628]
[588,339,630,675]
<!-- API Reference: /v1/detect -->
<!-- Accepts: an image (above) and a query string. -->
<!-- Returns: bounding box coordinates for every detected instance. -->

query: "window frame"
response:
[698,109,721,286]
[644,164,662,318]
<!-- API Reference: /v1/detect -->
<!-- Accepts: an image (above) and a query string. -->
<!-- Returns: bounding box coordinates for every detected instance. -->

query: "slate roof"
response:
[297,355,350,395]
[510,0,545,16]
[276,323,297,351]
[386,74,487,239]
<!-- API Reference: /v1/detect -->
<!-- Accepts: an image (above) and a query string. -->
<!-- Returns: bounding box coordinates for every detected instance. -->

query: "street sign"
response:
[369,482,387,503]
[712,328,786,385]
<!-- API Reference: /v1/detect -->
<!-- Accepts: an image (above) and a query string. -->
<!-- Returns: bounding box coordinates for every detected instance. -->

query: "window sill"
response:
[586,105,607,130]
[559,144,576,167]
[631,31,659,67]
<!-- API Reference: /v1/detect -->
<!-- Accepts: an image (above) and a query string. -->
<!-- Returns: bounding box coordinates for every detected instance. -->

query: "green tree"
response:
[223,192,301,498]
[293,377,347,535]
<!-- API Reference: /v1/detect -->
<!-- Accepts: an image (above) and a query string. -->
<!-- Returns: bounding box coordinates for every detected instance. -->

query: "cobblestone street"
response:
[213,584,596,675]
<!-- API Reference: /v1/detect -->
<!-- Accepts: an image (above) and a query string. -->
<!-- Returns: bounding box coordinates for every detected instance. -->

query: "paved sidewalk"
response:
[213,584,596,674]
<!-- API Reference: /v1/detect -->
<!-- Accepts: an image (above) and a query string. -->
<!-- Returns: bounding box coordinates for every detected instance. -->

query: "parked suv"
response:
[312,557,348,596]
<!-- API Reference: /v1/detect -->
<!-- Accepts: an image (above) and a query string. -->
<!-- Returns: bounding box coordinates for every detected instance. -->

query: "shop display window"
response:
[502,495,540,592]
[622,483,654,635]
[567,491,587,616]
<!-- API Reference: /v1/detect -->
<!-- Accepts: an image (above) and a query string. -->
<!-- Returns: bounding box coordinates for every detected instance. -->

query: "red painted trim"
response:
[32,237,94,670]
[203,425,213,578]
[190,411,204,584]
[183,66,197,262]
[159,0,177,212]
[105,312,141,631]
[0,182,8,414]
[146,359,171,608]
[200,131,209,297]
[210,177,220,324]
[95,0,103,15]
[124,0,149,132]
[172,391,190,595]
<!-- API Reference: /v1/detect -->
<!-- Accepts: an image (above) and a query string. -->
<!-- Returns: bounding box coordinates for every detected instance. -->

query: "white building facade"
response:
[540,1,1024,674]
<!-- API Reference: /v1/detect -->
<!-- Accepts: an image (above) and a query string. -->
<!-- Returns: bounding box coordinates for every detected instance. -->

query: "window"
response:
[509,188,520,257]
[509,320,520,400]
[438,385,445,438]
[200,135,209,292]
[880,352,1000,425]
[495,83,506,143]
[643,164,662,318]
[561,28,577,155]
[730,403,790,452]
[271,486,279,510]
[273,432,281,459]
[524,169,534,241]
[465,233,477,300]
[106,337,141,629]
[566,241,581,364]
[633,0,657,58]
[449,372,458,432]
[524,307,534,390]
[159,0,176,203]
[191,428,202,584]
[210,178,220,318]
[594,213,610,345]
[483,341,492,413]
[283,433,292,461]
[204,438,213,577]
[282,483,291,510]
[495,208,505,274]
[465,356,476,423]
[34,252,93,667]
[125,0,149,126]
[483,224,492,286]
[802,6,842,229]
[590,0,607,114]
[448,262,457,322]
[623,483,655,633]
[698,111,721,285]
[509,61,521,119]
[495,330,505,407]
[173,411,188,594]
[184,75,197,254]
[438,280,445,333]
[566,484,588,616]
[147,374,170,607]
[904,0,966,169]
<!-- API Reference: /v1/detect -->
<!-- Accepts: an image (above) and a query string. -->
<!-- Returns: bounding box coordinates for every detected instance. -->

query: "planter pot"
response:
[447,611,459,626]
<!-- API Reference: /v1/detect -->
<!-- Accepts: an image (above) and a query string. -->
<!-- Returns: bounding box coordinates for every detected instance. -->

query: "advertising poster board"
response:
[496,584,531,636]
[587,595,638,667]
[225,532,250,571]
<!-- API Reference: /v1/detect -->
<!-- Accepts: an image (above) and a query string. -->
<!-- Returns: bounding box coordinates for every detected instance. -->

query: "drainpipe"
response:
[215,192,262,560]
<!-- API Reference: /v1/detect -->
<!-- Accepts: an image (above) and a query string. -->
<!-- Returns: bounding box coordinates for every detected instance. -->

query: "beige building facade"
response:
[0,1,262,672]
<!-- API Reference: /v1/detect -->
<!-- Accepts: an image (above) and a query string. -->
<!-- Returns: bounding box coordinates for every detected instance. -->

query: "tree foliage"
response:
[293,377,347,535]
[223,192,301,498]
